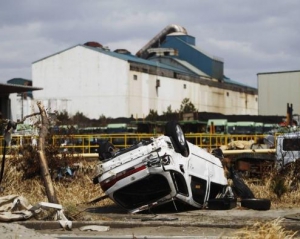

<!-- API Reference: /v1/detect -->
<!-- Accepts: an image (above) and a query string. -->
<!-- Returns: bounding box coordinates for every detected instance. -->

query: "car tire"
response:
[241,198,271,210]
[165,121,189,156]
[230,168,255,199]
[98,141,115,161]
[207,198,237,210]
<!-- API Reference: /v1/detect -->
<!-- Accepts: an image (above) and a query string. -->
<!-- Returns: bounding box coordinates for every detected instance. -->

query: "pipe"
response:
[136,24,187,59]
[223,149,275,155]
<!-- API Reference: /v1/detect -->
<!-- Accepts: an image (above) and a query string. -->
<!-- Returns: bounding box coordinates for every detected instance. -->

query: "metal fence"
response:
[0,133,265,155]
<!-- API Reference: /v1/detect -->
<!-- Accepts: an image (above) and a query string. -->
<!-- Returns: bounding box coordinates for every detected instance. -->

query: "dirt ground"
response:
[39,225,239,238]
[10,203,300,238]
[0,223,55,239]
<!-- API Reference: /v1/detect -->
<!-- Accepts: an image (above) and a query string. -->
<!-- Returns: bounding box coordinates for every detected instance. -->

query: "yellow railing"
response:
[0,133,267,155]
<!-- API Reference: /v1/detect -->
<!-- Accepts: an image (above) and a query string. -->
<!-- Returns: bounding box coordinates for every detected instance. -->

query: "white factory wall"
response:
[32,45,258,119]
[128,71,257,118]
[32,46,130,118]
[258,71,300,116]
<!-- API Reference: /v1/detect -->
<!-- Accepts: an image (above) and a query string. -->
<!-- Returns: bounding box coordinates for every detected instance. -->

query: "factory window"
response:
[226,92,229,97]
[133,75,138,80]
[183,84,186,89]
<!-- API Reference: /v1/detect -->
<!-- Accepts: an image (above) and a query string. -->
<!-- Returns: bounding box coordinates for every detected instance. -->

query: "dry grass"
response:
[243,170,300,209]
[235,218,297,239]
[0,156,299,237]
[2,157,300,210]
[0,157,113,217]
[1,149,300,223]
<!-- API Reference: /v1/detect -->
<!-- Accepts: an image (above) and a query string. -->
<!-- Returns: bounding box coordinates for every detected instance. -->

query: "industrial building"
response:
[32,24,258,119]
[258,70,300,116]
[0,79,42,120]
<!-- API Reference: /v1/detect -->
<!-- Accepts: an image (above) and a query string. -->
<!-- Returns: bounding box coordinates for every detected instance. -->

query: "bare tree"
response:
[1,101,59,203]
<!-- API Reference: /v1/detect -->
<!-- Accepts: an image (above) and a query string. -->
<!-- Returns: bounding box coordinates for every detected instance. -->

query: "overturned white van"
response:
[93,121,271,213]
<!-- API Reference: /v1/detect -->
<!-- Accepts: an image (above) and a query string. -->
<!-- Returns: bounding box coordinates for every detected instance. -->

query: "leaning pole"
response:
[37,101,59,204]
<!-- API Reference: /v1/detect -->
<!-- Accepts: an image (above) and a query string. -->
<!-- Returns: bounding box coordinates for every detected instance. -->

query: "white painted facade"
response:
[9,93,34,122]
[32,45,258,119]
[33,46,130,118]
[258,71,300,116]
[128,72,257,118]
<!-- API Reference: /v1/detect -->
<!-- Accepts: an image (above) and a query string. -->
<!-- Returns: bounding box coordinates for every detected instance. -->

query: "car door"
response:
[187,145,210,205]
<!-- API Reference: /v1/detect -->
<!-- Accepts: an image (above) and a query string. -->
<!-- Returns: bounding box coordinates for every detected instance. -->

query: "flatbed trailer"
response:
[223,149,276,178]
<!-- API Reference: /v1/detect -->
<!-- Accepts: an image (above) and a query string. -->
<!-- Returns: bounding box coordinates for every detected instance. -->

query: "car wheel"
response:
[207,198,237,210]
[98,141,115,161]
[165,121,188,156]
[241,198,271,210]
[230,168,255,199]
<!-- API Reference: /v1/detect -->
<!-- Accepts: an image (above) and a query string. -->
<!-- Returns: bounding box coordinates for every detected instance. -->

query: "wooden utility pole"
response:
[37,101,59,204]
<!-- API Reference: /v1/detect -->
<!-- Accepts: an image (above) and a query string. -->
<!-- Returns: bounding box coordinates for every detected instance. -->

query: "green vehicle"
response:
[206,119,228,134]
[263,123,276,134]
[254,122,264,135]
[234,121,255,135]
[226,122,236,134]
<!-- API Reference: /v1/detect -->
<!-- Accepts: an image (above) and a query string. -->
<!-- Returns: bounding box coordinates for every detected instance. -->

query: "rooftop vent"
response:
[114,49,131,55]
[84,41,103,48]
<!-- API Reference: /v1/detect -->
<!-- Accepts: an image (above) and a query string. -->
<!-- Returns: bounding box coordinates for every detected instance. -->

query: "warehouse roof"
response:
[33,44,196,76]
[82,45,195,75]
[0,83,42,96]
[32,43,256,90]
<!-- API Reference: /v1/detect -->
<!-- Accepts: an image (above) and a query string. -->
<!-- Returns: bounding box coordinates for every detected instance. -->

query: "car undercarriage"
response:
[93,121,271,213]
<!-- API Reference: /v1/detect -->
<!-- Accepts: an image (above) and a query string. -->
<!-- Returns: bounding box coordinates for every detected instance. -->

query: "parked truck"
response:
[223,131,300,177]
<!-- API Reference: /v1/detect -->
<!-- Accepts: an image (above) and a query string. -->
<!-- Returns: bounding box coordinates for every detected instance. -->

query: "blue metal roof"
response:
[223,75,256,90]
[160,35,224,80]
[81,45,193,75]
[33,44,194,76]
[149,56,210,78]
[32,42,256,90]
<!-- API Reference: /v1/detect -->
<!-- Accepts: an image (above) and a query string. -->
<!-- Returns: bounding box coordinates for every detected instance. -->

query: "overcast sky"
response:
[0,0,299,88]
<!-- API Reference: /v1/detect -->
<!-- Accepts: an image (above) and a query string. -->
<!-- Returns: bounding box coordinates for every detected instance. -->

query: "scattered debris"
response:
[0,195,72,230]
[0,195,33,222]
[79,225,110,232]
